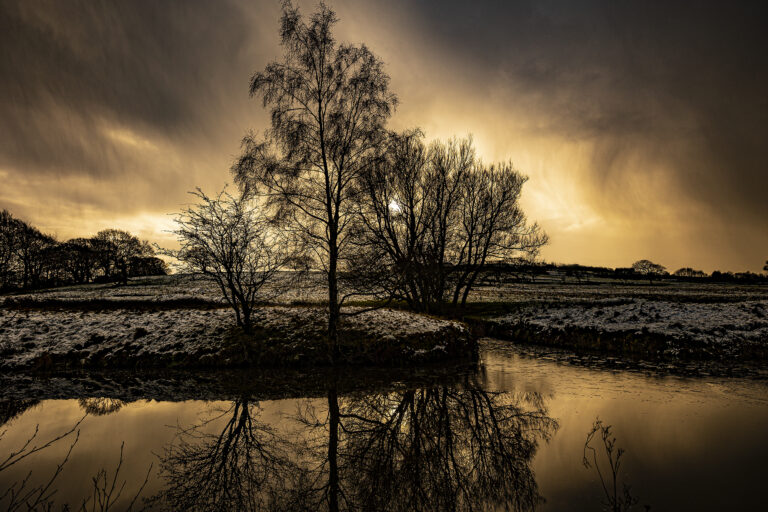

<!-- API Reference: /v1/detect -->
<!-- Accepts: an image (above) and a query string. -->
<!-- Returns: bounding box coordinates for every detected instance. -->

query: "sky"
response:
[1,0,766,272]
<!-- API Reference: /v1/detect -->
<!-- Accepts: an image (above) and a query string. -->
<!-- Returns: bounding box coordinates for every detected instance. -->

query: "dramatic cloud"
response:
[1,0,766,271]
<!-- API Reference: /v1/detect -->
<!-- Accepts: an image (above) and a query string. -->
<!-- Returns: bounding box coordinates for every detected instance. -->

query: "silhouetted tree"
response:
[355,131,546,313]
[764,260,768,273]
[710,270,733,282]
[171,189,294,340]
[93,229,152,285]
[631,259,666,283]
[0,210,21,289]
[0,209,163,290]
[673,267,707,278]
[63,237,100,283]
[13,222,55,288]
[232,2,397,360]
[128,255,168,277]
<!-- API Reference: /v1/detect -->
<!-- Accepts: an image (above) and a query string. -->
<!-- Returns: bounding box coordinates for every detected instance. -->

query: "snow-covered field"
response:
[491,298,768,359]
[4,273,765,307]
[0,273,326,306]
[0,305,468,370]
[467,278,768,303]
[2,275,766,367]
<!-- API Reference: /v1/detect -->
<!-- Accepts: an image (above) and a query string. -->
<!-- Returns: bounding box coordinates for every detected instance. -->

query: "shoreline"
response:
[471,298,768,363]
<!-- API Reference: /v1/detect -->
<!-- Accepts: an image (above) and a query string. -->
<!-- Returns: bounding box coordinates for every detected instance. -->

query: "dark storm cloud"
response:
[0,0,266,178]
[0,0,765,269]
[391,0,768,224]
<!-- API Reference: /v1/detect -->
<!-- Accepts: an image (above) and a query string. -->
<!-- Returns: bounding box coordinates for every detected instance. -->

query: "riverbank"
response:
[0,305,473,371]
[475,298,768,362]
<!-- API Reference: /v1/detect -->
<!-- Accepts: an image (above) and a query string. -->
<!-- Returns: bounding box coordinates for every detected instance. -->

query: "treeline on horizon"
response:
[1,203,765,295]
[496,258,768,285]
[0,209,167,291]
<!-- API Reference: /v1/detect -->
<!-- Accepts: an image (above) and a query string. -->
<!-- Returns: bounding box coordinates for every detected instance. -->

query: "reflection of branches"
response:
[289,383,557,511]
[79,441,152,512]
[339,387,557,511]
[78,398,126,416]
[583,419,647,512]
[155,399,292,511]
[152,381,556,511]
[0,399,40,427]
[0,415,84,511]
[1,416,152,511]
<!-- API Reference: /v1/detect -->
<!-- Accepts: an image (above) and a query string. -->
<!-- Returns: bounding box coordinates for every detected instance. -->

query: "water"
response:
[2,342,767,511]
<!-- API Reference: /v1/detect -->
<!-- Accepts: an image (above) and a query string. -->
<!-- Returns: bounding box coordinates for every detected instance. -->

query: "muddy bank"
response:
[0,306,474,371]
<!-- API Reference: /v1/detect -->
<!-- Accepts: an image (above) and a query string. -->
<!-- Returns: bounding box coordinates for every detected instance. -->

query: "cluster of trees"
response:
[629,259,767,283]
[0,209,167,291]
[175,3,546,354]
[351,131,546,312]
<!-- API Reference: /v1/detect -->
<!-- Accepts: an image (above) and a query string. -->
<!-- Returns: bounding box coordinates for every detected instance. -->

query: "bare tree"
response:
[0,210,21,289]
[583,419,645,512]
[631,259,667,283]
[355,131,546,313]
[171,189,294,340]
[12,221,55,289]
[93,229,152,285]
[232,2,397,360]
[673,267,707,278]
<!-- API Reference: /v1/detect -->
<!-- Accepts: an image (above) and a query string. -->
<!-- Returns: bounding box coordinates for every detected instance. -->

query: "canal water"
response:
[2,341,767,510]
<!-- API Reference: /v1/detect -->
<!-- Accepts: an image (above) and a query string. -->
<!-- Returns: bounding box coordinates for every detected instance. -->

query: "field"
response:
[1,273,767,370]
[0,275,472,371]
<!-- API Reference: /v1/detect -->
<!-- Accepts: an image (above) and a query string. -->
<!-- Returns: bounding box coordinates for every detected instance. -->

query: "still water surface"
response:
[2,342,767,510]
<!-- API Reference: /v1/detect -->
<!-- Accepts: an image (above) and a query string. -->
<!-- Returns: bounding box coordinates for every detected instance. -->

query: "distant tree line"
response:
[0,209,167,291]
[483,257,768,285]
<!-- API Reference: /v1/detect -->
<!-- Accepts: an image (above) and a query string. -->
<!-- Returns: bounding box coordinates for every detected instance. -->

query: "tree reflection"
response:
[336,386,557,511]
[0,398,40,427]
[153,398,292,511]
[78,397,125,416]
[155,379,557,511]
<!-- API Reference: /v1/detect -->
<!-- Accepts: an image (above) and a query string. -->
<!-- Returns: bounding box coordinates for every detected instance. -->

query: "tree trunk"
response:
[327,386,340,512]
[328,229,340,363]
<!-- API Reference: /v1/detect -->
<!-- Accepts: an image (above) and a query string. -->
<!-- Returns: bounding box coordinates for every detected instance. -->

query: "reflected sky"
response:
[2,347,768,510]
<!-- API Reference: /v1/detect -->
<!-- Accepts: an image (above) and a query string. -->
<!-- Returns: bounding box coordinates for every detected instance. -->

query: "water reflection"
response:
[154,398,291,511]
[79,397,126,416]
[6,349,767,510]
[0,398,40,427]
[153,376,557,511]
